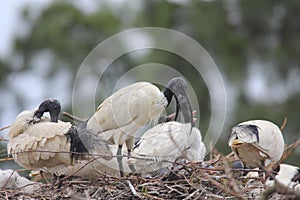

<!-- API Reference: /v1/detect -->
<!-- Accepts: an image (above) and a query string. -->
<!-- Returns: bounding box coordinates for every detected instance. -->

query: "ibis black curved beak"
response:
[34,98,61,123]
[163,77,193,125]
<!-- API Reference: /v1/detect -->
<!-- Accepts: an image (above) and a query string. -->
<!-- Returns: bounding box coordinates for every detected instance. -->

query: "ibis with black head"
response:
[85,77,191,177]
[127,77,206,175]
[7,99,111,187]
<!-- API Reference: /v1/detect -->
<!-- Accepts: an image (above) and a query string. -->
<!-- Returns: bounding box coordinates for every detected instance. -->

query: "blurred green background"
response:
[0,0,299,171]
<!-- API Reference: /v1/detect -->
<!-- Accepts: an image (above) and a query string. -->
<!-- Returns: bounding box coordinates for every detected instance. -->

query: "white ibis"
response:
[127,78,206,175]
[265,163,300,189]
[86,77,190,176]
[7,99,111,187]
[60,113,198,178]
[228,120,284,169]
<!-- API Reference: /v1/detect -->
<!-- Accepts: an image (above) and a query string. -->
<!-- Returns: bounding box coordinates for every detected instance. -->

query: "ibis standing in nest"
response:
[127,77,206,175]
[228,120,284,170]
[7,99,111,187]
[85,77,191,176]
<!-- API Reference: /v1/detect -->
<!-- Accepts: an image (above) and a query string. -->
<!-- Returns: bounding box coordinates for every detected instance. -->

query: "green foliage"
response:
[14,1,122,74]
[1,0,300,166]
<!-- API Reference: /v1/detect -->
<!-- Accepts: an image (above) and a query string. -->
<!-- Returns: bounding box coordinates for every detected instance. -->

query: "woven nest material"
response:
[1,155,299,200]
[1,137,300,199]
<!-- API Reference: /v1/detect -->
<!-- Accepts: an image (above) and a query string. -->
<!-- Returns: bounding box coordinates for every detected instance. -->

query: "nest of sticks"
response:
[1,144,300,200]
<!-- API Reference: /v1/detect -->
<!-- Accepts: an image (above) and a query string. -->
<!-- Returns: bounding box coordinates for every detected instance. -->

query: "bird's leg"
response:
[117,145,124,177]
[40,170,49,183]
[259,161,270,183]
[57,175,65,189]
[127,149,131,157]
[127,149,136,173]
[51,174,58,189]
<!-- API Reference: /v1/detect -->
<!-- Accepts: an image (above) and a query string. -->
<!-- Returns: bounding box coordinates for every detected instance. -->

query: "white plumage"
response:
[8,110,48,139]
[239,163,300,190]
[0,169,41,194]
[7,100,85,176]
[228,120,284,168]
[127,78,206,175]
[86,77,188,176]
[265,164,300,190]
[86,82,168,149]
[7,99,111,186]
[128,122,205,174]
[8,113,74,175]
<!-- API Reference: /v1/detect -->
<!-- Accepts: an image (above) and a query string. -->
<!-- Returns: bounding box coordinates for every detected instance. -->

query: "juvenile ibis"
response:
[86,77,190,176]
[127,78,206,175]
[228,120,284,169]
[7,99,111,187]
[266,163,300,189]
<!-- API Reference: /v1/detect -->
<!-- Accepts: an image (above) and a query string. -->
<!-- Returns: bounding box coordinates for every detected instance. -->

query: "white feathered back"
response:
[86,82,168,147]
[128,121,205,173]
[8,110,49,138]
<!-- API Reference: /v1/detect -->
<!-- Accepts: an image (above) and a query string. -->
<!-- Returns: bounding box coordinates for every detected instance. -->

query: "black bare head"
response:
[163,77,193,125]
[34,99,61,122]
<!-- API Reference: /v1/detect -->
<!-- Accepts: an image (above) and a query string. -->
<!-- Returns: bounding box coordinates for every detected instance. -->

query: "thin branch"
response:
[183,188,200,200]
[1,170,15,190]
[280,117,287,131]
[261,180,300,200]
[0,158,14,162]
[196,169,245,199]
[0,138,9,142]
[62,111,86,123]
[126,180,141,198]
[0,126,10,132]
[279,139,300,163]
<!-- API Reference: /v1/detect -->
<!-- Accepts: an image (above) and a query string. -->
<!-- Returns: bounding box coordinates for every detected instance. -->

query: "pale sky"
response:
[0,0,55,57]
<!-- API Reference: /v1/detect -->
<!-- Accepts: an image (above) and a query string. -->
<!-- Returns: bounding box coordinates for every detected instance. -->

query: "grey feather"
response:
[231,124,260,143]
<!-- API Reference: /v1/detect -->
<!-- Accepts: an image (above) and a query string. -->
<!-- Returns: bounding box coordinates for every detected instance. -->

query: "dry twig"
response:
[0,126,10,132]
[62,112,86,123]
[1,145,298,199]
[280,117,287,131]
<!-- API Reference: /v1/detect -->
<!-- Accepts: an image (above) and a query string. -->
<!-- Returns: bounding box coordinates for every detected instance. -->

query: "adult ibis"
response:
[86,77,192,176]
[7,99,111,187]
[127,78,206,175]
